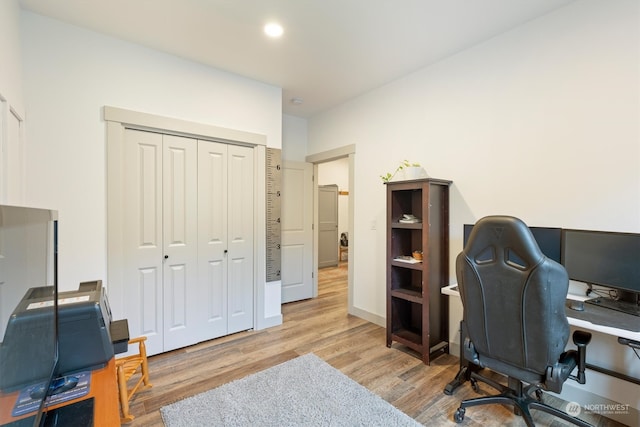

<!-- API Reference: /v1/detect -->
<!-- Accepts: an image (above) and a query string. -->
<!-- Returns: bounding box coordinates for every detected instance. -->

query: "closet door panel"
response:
[139,267,160,338]
[227,144,254,334]
[203,258,226,339]
[228,256,253,333]
[123,129,164,355]
[164,263,188,345]
[162,135,198,351]
[198,141,228,339]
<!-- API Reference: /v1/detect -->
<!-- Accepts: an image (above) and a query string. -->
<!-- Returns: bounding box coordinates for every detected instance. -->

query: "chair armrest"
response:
[128,336,147,345]
[116,336,148,368]
[463,337,480,366]
[572,330,592,384]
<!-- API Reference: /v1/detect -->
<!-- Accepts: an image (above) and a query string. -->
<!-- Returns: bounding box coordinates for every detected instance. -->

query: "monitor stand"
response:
[585,297,640,317]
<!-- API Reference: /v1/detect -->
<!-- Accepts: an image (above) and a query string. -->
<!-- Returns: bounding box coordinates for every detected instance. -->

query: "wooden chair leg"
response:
[116,337,153,423]
[117,364,134,423]
[139,339,152,388]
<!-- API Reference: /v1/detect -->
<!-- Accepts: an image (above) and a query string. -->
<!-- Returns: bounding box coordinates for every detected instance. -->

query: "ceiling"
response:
[20,0,575,118]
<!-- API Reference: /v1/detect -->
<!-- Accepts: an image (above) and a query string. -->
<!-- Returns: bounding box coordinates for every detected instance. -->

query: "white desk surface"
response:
[441,283,640,342]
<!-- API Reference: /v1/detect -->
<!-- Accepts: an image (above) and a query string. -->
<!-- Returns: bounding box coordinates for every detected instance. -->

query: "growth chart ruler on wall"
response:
[266,148,282,282]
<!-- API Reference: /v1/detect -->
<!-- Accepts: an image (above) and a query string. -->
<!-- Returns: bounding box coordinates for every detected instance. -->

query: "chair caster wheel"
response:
[470,378,480,393]
[535,389,543,402]
[454,407,465,423]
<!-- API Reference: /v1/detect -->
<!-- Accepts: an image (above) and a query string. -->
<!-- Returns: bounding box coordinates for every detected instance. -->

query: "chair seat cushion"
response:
[465,337,579,392]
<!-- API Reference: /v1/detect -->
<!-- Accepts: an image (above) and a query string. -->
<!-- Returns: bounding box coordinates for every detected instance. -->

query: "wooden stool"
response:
[116,336,153,423]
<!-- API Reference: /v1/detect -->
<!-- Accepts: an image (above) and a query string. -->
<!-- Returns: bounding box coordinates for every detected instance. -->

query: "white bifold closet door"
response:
[123,130,199,354]
[122,130,253,356]
[198,141,254,340]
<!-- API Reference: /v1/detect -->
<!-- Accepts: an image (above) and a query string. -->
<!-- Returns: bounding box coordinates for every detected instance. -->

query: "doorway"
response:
[316,158,350,294]
[305,144,355,315]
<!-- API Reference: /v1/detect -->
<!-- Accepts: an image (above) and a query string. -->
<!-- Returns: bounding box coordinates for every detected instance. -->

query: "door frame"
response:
[305,145,355,317]
[0,93,26,205]
[104,106,280,333]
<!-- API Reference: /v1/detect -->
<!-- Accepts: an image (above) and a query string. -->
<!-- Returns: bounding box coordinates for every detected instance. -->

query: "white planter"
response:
[401,166,428,181]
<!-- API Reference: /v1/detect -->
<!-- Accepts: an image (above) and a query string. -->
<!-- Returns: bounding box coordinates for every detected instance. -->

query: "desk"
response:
[0,358,120,426]
[441,283,640,394]
[441,284,640,342]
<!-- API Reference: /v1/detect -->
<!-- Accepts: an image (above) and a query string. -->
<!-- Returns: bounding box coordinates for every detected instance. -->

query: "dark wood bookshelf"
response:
[385,178,452,364]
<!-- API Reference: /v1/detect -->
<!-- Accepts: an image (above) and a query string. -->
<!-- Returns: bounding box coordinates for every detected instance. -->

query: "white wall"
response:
[0,0,26,204]
[282,114,308,162]
[20,11,282,299]
[308,0,639,419]
[0,0,24,114]
[308,0,639,324]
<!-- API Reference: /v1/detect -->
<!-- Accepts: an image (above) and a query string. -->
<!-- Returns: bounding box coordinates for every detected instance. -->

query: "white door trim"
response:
[0,93,26,205]
[104,106,266,147]
[305,145,355,317]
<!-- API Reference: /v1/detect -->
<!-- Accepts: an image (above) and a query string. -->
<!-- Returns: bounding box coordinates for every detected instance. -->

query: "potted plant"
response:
[380,160,426,183]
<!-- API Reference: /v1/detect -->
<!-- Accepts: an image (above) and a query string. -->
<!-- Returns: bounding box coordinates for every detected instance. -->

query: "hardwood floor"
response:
[125,262,624,426]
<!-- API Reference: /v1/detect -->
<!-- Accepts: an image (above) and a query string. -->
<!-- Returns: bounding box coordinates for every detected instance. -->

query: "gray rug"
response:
[161,353,422,426]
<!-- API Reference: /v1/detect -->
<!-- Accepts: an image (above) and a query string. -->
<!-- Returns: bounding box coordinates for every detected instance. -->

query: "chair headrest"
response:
[464,216,544,269]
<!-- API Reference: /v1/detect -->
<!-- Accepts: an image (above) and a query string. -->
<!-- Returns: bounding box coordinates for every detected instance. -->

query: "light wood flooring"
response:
[125,262,624,426]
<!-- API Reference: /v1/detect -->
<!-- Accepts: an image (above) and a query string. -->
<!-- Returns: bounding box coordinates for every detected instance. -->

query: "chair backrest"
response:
[456,216,570,375]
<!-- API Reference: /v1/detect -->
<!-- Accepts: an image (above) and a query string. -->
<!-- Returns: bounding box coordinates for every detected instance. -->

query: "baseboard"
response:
[449,342,460,358]
[255,314,283,330]
[349,306,385,328]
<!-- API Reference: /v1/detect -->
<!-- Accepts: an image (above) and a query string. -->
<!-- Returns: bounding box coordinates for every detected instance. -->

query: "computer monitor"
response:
[463,224,562,263]
[0,205,58,426]
[562,229,640,316]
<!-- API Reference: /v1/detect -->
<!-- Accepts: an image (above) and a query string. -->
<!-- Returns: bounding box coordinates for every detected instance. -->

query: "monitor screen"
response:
[0,205,58,426]
[562,229,640,295]
[463,224,562,263]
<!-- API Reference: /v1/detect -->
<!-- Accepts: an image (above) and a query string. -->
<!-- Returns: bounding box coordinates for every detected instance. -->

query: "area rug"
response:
[160,353,421,426]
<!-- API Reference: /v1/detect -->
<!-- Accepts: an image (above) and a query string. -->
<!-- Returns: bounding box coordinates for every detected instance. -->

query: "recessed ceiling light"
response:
[264,23,284,38]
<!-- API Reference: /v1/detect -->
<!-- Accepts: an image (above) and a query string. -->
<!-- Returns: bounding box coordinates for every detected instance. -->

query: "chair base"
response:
[454,372,592,427]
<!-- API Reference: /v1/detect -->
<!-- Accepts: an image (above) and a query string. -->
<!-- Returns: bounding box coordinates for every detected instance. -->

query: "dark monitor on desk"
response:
[562,229,640,316]
[0,205,58,427]
[463,224,562,263]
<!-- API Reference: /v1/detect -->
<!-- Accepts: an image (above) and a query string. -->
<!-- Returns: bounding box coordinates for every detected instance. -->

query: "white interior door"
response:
[123,129,164,355]
[162,135,198,351]
[123,130,200,355]
[198,141,254,338]
[226,144,254,333]
[318,185,339,268]
[281,161,313,303]
[198,141,228,340]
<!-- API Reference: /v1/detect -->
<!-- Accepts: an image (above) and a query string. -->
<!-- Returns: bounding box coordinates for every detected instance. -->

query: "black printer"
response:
[57,281,114,375]
[0,280,114,391]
